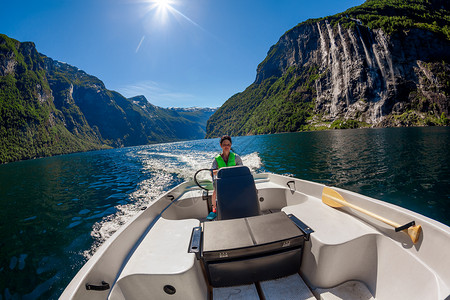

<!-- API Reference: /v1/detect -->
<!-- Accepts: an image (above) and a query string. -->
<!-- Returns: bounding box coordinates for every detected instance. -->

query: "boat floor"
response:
[213,274,374,300]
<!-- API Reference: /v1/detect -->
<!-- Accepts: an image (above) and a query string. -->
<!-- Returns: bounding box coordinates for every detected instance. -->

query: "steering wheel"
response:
[194,168,214,191]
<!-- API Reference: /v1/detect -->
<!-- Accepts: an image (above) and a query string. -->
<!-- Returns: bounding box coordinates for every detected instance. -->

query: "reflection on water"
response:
[0,127,448,299]
[239,127,449,224]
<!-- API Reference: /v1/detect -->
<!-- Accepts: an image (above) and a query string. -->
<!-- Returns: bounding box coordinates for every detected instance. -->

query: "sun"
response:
[141,0,204,31]
[153,0,172,10]
[141,0,176,25]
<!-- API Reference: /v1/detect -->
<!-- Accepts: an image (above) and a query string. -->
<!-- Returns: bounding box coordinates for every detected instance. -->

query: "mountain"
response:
[206,0,450,138]
[167,107,217,137]
[128,96,216,142]
[0,34,216,163]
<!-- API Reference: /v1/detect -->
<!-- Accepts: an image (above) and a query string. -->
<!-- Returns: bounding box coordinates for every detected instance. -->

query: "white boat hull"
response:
[61,172,450,300]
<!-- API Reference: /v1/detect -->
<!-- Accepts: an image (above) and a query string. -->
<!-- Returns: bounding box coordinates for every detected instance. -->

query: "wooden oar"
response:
[322,186,422,244]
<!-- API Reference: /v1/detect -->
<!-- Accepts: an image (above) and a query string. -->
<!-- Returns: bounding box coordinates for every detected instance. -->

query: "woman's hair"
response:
[220,135,232,145]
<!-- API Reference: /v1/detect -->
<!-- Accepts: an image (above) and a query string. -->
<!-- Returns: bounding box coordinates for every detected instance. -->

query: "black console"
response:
[189,212,313,287]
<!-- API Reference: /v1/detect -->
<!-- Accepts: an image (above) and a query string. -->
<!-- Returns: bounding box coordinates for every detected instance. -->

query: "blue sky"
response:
[1,0,364,108]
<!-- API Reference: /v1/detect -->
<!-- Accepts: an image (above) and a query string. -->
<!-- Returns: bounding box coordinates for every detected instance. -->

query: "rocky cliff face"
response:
[258,21,449,126]
[206,0,450,138]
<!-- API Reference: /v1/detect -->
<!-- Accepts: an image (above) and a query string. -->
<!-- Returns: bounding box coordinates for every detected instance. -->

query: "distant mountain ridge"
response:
[206,0,450,138]
[0,34,216,163]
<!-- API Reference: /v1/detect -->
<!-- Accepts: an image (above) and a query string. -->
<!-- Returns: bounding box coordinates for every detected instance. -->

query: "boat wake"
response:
[85,146,263,258]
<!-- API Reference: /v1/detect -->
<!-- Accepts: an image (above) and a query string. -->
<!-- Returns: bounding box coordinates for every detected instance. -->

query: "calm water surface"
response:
[0,127,449,299]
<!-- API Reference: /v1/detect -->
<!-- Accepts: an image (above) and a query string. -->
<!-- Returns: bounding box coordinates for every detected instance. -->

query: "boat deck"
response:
[213,274,315,300]
[213,273,374,300]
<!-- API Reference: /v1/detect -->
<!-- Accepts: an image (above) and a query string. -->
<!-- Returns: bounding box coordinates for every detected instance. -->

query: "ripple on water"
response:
[106,193,127,199]
[7,254,28,271]
[9,256,18,270]
[22,273,60,300]
[78,209,90,215]
[67,221,83,229]
[85,207,117,220]
[18,254,27,270]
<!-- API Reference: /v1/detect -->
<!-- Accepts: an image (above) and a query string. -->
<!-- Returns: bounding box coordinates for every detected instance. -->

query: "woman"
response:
[207,135,243,220]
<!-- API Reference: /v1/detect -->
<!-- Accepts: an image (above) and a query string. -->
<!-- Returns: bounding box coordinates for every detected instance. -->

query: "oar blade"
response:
[407,225,422,244]
[322,186,345,208]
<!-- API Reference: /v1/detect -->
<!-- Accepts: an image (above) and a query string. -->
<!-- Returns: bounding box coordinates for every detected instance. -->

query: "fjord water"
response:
[0,127,449,299]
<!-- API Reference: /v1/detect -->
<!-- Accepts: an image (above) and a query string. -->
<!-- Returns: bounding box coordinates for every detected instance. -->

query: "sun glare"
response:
[154,0,171,9]
[143,0,175,24]
[141,0,207,35]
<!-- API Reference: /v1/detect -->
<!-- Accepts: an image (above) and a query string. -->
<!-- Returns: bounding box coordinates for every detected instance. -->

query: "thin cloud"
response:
[135,35,146,53]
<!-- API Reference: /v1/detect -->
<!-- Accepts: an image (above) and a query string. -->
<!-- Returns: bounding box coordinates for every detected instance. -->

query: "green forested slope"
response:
[320,0,450,37]
[0,35,106,163]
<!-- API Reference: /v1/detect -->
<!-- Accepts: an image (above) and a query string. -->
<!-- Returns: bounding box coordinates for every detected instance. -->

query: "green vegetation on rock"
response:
[310,0,450,39]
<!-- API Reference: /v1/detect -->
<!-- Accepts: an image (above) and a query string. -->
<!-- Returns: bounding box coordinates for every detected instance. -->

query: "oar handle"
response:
[327,195,400,228]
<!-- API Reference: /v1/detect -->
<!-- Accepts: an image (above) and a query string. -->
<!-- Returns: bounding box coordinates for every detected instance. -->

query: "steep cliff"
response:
[0,35,106,163]
[206,0,450,137]
[0,34,216,163]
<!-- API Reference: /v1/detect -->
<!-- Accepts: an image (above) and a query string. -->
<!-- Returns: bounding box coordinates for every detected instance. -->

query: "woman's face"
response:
[220,139,231,153]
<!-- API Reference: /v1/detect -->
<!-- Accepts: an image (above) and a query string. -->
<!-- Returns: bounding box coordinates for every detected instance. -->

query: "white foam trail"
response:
[85,146,263,258]
[242,152,263,173]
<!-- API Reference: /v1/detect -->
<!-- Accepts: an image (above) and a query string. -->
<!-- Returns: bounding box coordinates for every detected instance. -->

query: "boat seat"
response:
[109,218,207,299]
[216,165,260,220]
[190,212,313,288]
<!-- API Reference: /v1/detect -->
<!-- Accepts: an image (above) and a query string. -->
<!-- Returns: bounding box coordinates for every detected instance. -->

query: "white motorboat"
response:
[61,166,450,299]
